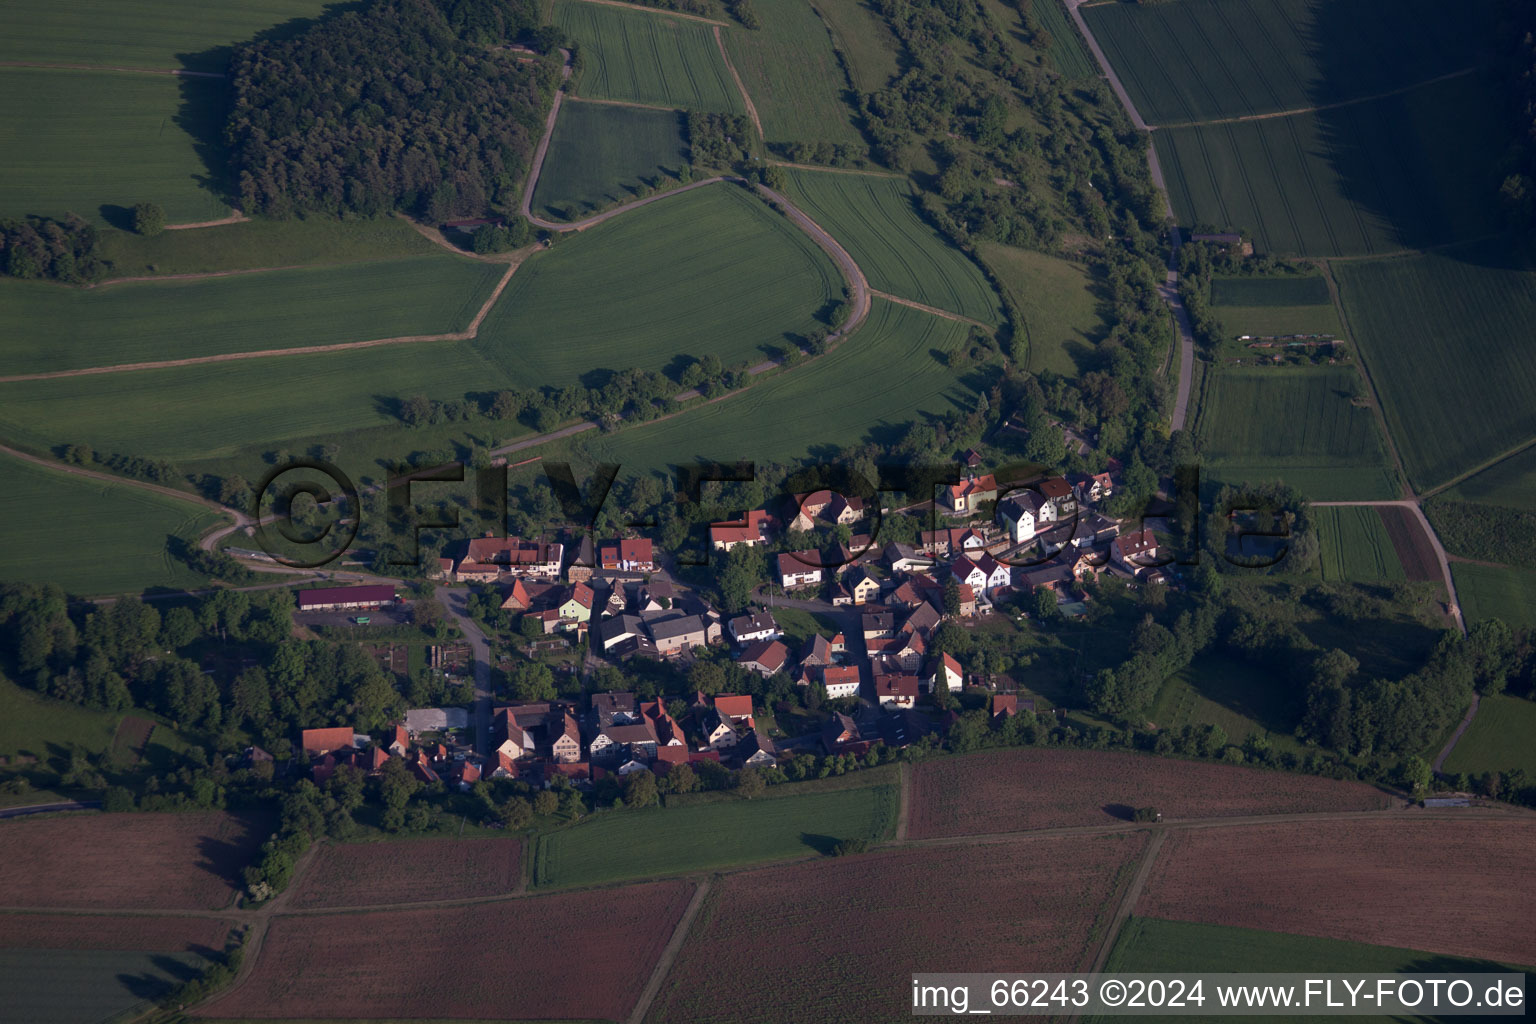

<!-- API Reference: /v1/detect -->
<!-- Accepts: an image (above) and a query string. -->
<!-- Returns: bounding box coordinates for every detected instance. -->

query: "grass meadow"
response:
[1442,695,1536,776]
[783,170,1003,324]
[807,0,901,92]
[554,0,744,112]
[723,0,864,145]
[1210,274,1342,339]
[0,949,208,1024]
[531,101,688,221]
[0,0,337,71]
[1196,367,1396,500]
[566,297,985,472]
[473,184,842,386]
[0,453,220,594]
[1450,564,1536,632]
[532,778,898,888]
[0,254,506,374]
[1333,239,1536,491]
[1155,73,1507,256]
[977,242,1107,373]
[0,68,229,225]
[97,216,439,278]
[1446,444,1536,509]
[1315,507,1406,584]
[1084,0,1494,125]
[1148,653,1304,754]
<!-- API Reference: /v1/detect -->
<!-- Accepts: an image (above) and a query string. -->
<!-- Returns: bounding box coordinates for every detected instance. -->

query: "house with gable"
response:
[820,664,862,700]
[709,510,773,551]
[729,610,782,644]
[944,473,998,515]
[777,550,824,590]
[737,638,790,677]
[926,652,963,694]
[599,537,654,573]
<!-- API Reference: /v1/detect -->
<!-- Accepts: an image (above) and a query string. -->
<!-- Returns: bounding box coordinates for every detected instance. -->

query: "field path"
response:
[566,94,680,112]
[1432,692,1482,774]
[871,288,990,329]
[1154,66,1480,131]
[568,0,729,25]
[714,25,765,140]
[895,764,911,841]
[1313,499,1464,635]
[628,879,711,1024]
[767,161,906,179]
[0,60,224,79]
[167,211,249,231]
[1085,828,1165,977]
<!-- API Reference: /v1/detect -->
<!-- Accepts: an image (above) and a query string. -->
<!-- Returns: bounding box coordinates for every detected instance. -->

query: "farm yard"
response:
[1451,564,1536,631]
[905,748,1389,840]
[1332,240,1536,491]
[530,101,688,221]
[0,67,230,226]
[533,777,898,888]
[0,254,508,376]
[1442,694,1536,775]
[1195,367,1397,500]
[647,833,1149,1024]
[472,184,843,387]
[723,0,865,146]
[287,837,523,909]
[977,242,1108,374]
[0,452,220,595]
[553,0,744,113]
[0,812,266,910]
[1315,507,1407,584]
[195,880,696,1020]
[781,170,1003,324]
[1136,818,1536,967]
[569,298,984,473]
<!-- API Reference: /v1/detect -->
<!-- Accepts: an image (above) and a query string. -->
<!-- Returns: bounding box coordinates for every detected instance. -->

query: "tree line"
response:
[0,215,105,283]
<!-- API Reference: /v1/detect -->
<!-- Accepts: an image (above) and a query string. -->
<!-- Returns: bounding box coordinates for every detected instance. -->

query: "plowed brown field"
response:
[287,837,521,909]
[907,748,1392,839]
[1136,818,1536,966]
[649,832,1149,1024]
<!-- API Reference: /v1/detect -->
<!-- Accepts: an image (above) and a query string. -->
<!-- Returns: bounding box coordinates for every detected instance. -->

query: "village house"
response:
[918,526,987,558]
[800,634,834,670]
[729,610,782,644]
[591,691,640,728]
[1112,529,1159,571]
[820,712,869,755]
[499,578,534,612]
[861,608,895,642]
[945,473,998,515]
[598,537,654,573]
[648,614,710,657]
[300,726,358,758]
[456,536,564,581]
[883,542,932,572]
[1016,558,1077,594]
[926,652,963,694]
[821,664,862,700]
[777,550,824,590]
[1074,471,1115,505]
[639,699,686,747]
[997,491,1047,544]
[845,567,881,605]
[735,728,778,768]
[951,552,1010,595]
[1038,476,1078,519]
[788,489,867,531]
[698,707,739,750]
[873,673,920,709]
[557,582,594,625]
[565,535,595,584]
[709,510,773,551]
[737,638,790,677]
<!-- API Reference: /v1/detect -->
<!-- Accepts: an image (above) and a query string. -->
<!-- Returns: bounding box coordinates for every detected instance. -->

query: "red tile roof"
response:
[713,694,755,720]
[301,727,355,757]
[297,584,395,609]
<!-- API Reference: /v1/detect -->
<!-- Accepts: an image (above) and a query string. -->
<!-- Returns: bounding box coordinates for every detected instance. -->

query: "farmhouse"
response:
[820,712,869,755]
[777,550,824,590]
[296,584,396,612]
[648,614,710,657]
[403,708,470,735]
[709,509,773,550]
[821,664,862,700]
[591,691,640,727]
[599,537,654,572]
[457,537,564,580]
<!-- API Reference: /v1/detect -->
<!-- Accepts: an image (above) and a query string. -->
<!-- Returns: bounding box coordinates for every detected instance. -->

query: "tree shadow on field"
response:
[99,204,136,231]
[799,832,841,856]
[1101,803,1135,822]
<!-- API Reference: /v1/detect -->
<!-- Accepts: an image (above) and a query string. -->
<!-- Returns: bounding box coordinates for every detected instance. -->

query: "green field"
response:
[0,0,336,71]
[1211,276,1331,306]
[723,0,864,145]
[1443,694,1536,775]
[1196,368,1396,500]
[97,216,440,278]
[0,948,208,1024]
[0,254,506,375]
[531,101,688,221]
[1148,653,1303,754]
[1032,0,1096,80]
[0,453,220,594]
[1446,444,1536,510]
[554,0,744,113]
[783,171,1002,324]
[1333,239,1536,491]
[807,0,901,92]
[1084,0,1494,125]
[568,297,984,472]
[473,184,841,386]
[977,242,1107,373]
[1451,564,1536,632]
[532,778,898,887]
[1315,507,1406,584]
[0,673,190,776]
[1210,274,1343,339]
[0,67,229,225]
[1156,73,1507,257]
[1097,917,1522,1024]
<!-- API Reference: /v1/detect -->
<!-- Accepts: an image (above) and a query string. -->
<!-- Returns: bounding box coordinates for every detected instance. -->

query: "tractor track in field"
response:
[714,25,764,140]
[567,0,730,25]
[870,289,991,328]
[0,60,225,79]
[1150,66,1481,131]
[166,210,249,230]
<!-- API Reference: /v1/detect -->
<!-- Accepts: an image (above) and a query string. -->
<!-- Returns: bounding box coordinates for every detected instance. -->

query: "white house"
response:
[821,665,861,700]
[997,491,1046,544]
[777,551,823,590]
[926,652,963,694]
[728,610,782,644]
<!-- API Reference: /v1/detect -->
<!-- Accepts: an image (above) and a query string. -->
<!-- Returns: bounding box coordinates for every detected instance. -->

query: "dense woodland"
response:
[225,0,558,220]
[0,215,105,283]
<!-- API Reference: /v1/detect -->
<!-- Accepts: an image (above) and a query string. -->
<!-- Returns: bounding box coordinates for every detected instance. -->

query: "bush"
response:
[1132,806,1160,822]
[830,837,868,856]
[132,201,166,236]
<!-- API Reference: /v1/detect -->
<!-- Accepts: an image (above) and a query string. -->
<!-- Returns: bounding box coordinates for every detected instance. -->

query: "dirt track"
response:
[714,25,764,140]
[0,60,224,79]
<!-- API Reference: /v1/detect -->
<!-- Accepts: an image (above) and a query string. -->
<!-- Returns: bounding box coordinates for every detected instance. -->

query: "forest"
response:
[0,215,105,283]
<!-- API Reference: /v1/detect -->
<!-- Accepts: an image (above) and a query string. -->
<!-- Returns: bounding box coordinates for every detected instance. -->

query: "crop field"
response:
[476,185,840,386]
[1333,241,1536,490]
[648,833,1148,1024]
[723,0,864,145]
[0,914,230,952]
[0,68,229,225]
[1155,73,1507,257]
[1083,0,1494,125]
[197,879,695,1020]
[1211,273,1342,338]
[98,216,440,279]
[532,101,687,220]
[0,254,507,375]
[906,748,1388,840]
[978,242,1107,374]
[1443,695,1536,775]
[1032,0,1096,80]
[0,812,266,910]
[1315,507,1406,584]
[1137,819,1536,967]
[1196,368,1394,500]
[783,171,1003,323]
[1211,276,1331,306]
[534,781,897,888]
[0,948,208,1024]
[1451,564,1536,632]
[288,837,522,909]
[554,0,744,112]
[0,0,337,71]
[1447,444,1536,509]
[1375,506,1439,583]
[0,454,220,595]
[571,298,982,473]
[808,0,901,92]
[1147,653,1306,753]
